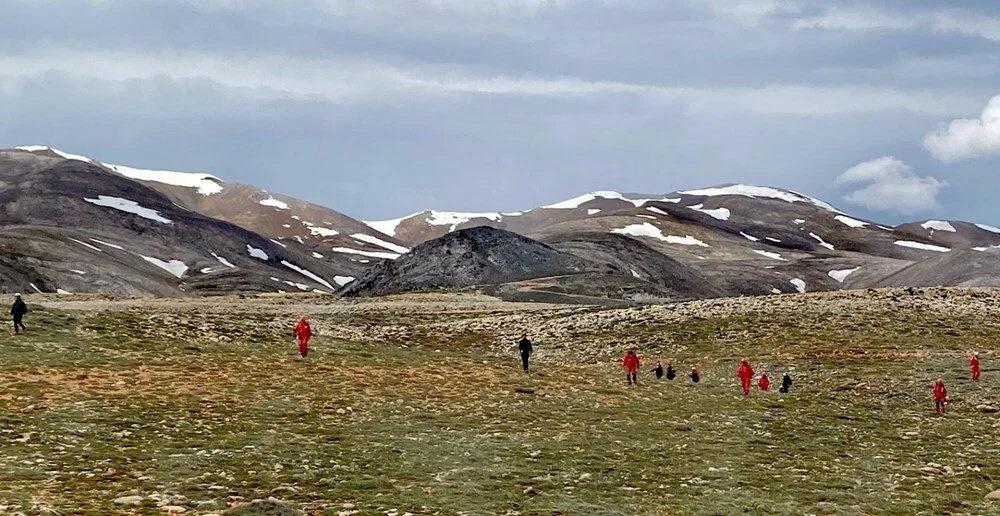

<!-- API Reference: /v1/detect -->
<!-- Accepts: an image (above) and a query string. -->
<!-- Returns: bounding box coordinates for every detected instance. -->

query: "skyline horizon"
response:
[8,142,1000,228]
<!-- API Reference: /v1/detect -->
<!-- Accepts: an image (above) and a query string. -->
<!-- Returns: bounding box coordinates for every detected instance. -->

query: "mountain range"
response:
[3,145,999,301]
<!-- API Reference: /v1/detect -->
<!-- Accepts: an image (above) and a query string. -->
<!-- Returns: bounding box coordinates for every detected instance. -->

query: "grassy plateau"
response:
[1,288,1000,515]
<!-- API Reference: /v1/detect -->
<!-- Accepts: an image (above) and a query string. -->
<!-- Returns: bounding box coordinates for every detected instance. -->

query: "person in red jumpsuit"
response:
[758,372,771,391]
[622,348,640,386]
[294,314,312,358]
[737,358,754,395]
[971,352,981,381]
[933,378,948,413]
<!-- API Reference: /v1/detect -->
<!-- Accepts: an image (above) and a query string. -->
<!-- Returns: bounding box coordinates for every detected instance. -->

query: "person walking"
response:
[10,293,27,334]
[665,363,676,380]
[689,365,701,383]
[758,372,771,391]
[293,314,312,358]
[971,352,982,381]
[651,360,664,380]
[933,378,948,413]
[779,372,793,393]
[518,333,533,373]
[622,348,640,386]
[737,358,755,395]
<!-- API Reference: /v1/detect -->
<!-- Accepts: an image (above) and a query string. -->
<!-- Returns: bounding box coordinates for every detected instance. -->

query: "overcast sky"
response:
[3,0,1000,223]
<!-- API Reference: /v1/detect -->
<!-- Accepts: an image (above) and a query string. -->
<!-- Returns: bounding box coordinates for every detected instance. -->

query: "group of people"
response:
[623,348,713,387]
[931,352,983,413]
[518,336,797,392]
[513,334,984,412]
[622,349,794,393]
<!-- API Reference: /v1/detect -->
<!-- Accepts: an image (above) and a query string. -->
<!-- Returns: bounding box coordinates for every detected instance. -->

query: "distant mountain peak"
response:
[12,145,224,196]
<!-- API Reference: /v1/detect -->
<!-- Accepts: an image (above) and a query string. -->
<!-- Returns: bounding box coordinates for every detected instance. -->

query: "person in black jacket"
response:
[688,365,701,383]
[651,361,664,380]
[11,293,27,333]
[517,333,533,373]
[779,372,793,393]
[665,363,676,380]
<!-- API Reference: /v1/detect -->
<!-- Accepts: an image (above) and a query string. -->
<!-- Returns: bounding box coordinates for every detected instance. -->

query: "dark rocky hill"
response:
[341,226,588,296]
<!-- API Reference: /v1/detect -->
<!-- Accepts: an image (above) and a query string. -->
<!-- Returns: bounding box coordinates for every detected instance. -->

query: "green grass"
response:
[2,299,1000,514]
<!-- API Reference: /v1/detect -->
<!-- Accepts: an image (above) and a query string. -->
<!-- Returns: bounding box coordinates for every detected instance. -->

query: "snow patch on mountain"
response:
[921,220,956,232]
[809,232,835,250]
[835,215,868,228]
[103,163,223,196]
[679,184,839,212]
[84,196,172,224]
[259,196,289,210]
[350,233,410,254]
[140,256,188,278]
[753,250,785,260]
[246,244,269,260]
[91,238,123,250]
[789,278,806,293]
[211,252,236,268]
[364,213,420,237]
[544,191,632,209]
[740,232,760,242]
[828,267,860,283]
[426,211,503,231]
[331,247,401,260]
[281,260,335,290]
[610,223,709,246]
[70,238,101,252]
[895,240,951,252]
[688,204,731,221]
[544,191,678,209]
[16,145,94,162]
[305,224,339,237]
[975,223,1000,234]
[588,209,602,215]
[334,275,355,286]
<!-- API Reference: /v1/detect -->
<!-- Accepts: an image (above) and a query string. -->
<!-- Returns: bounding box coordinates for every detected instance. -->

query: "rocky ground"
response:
[3,288,1000,513]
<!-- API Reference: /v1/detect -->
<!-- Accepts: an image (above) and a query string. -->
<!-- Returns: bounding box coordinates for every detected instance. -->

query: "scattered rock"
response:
[985,490,1000,501]
[222,497,302,516]
[113,495,144,506]
[919,463,955,477]
[977,404,998,413]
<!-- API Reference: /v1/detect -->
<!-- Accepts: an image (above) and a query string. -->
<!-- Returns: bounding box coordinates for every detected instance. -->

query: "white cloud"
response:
[837,156,946,213]
[923,95,1000,162]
